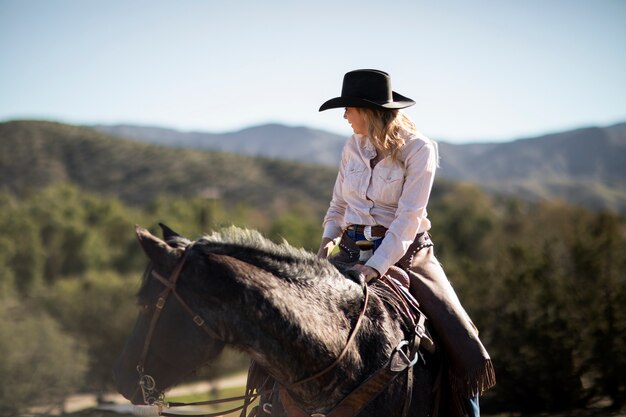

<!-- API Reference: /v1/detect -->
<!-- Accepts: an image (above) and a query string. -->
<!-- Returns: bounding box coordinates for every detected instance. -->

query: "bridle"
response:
[132,243,373,417]
[135,244,266,417]
[135,244,220,406]
[135,244,182,405]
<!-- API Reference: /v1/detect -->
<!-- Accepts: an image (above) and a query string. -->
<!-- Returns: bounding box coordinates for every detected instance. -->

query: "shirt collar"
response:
[355,134,377,159]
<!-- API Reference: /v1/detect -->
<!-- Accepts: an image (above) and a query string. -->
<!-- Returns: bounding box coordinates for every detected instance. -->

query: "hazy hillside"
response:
[93,123,347,166]
[438,123,626,211]
[439,124,626,181]
[0,121,337,217]
[94,121,626,213]
[4,119,626,214]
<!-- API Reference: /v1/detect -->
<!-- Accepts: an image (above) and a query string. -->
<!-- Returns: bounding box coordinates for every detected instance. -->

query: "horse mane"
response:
[194,226,344,284]
[199,226,308,258]
[198,228,415,331]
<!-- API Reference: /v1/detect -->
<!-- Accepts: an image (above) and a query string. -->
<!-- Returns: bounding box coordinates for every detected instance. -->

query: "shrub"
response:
[0,299,87,416]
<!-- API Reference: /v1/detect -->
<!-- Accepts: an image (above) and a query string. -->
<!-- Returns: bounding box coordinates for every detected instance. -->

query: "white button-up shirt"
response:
[322,131,438,275]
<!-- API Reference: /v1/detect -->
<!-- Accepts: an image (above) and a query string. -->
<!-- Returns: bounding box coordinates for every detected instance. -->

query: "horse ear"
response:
[159,223,180,240]
[158,222,192,249]
[135,225,181,266]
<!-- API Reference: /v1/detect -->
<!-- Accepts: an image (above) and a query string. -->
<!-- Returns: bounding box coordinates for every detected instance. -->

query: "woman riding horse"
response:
[114,225,438,417]
[316,69,495,417]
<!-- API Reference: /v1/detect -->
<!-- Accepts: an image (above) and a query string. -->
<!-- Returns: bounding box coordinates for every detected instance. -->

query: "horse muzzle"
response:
[113,359,156,405]
[137,369,166,405]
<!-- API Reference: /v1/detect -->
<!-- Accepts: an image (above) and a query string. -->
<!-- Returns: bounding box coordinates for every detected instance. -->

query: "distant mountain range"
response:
[94,121,626,213]
[92,123,347,166]
[438,123,626,212]
[0,119,623,214]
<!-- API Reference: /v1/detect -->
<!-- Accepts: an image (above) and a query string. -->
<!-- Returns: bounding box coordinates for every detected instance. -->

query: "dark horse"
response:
[114,225,438,417]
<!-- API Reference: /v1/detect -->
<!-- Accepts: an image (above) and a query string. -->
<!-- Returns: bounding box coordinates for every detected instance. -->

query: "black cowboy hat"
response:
[319,69,415,112]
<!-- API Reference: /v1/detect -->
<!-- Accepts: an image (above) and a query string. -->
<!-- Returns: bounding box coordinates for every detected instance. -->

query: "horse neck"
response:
[207,254,370,399]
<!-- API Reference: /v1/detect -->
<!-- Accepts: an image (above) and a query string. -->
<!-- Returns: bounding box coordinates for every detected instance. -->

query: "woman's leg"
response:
[405,245,492,417]
[465,395,480,417]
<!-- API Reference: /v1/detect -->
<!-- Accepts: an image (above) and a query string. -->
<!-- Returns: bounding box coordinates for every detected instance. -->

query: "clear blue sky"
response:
[1,0,625,143]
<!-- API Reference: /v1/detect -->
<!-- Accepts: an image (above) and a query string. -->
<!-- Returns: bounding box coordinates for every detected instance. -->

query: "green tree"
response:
[38,272,138,391]
[0,192,45,295]
[268,206,322,251]
[570,212,626,408]
[466,202,626,411]
[429,182,496,263]
[0,299,87,416]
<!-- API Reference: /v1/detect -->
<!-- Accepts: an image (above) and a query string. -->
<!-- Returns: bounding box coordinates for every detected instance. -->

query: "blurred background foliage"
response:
[0,181,624,415]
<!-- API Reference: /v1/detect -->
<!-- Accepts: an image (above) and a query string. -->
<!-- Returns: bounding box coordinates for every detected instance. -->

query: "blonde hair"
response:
[358,108,417,161]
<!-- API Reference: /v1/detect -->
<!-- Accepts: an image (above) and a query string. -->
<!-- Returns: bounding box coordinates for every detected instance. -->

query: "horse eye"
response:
[138,304,150,314]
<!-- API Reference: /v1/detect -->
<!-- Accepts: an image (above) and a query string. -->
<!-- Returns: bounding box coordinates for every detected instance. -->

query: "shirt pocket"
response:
[342,160,367,194]
[371,165,404,204]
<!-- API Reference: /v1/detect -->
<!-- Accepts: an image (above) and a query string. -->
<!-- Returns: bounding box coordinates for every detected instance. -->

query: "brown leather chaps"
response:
[331,231,496,401]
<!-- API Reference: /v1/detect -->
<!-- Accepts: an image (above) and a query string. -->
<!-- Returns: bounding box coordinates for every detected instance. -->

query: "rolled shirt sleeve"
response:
[366,139,437,275]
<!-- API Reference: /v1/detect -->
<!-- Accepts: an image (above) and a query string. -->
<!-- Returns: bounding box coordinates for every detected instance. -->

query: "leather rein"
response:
[133,244,375,417]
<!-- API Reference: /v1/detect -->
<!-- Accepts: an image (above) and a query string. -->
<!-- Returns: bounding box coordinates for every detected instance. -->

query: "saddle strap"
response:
[278,337,422,417]
[377,271,435,354]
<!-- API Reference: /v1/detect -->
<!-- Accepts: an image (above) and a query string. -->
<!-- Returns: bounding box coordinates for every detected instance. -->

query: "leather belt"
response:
[346,224,388,238]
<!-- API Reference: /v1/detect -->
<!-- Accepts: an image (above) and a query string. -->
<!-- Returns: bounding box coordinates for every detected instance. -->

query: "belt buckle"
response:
[364,225,374,241]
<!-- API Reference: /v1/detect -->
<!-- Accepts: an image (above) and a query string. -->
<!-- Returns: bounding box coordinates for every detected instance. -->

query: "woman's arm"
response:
[366,138,438,275]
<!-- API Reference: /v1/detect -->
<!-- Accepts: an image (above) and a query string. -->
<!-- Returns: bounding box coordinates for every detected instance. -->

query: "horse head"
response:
[113,225,225,404]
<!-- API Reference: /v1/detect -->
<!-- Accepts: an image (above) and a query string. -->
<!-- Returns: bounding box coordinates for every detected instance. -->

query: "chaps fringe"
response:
[449,358,496,398]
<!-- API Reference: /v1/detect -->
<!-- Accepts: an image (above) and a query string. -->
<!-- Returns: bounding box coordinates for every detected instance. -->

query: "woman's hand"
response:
[317,237,336,258]
[351,264,380,283]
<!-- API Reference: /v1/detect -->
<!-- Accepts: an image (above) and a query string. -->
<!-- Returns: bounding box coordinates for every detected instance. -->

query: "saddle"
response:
[375,266,436,354]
